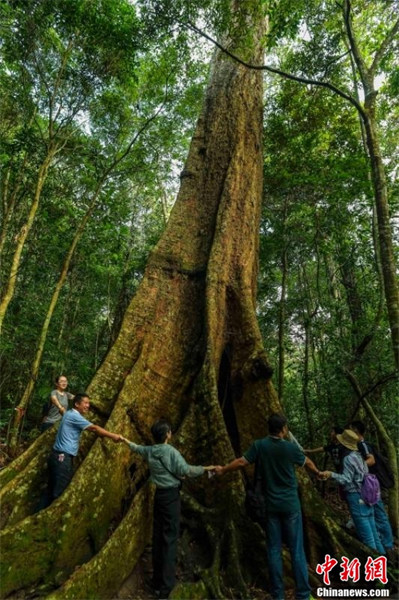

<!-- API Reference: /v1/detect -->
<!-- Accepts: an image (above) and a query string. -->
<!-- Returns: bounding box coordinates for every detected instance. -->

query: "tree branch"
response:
[184,21,367,123]
[342,0,370,89]
[370,16,399,75]
[346,367,398,420]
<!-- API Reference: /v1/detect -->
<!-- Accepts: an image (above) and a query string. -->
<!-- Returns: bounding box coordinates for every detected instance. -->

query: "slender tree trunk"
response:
[0,167,11,268]
[0,152,54,335]
[0,128,33,271]
[6,194,98,452]
[277,246,287,401]
[302,320,315,442]
[299,266,316,442]
[277,199,289,402]
[0,183,21,271]
[363,109,399,370]
[342,0,399,370]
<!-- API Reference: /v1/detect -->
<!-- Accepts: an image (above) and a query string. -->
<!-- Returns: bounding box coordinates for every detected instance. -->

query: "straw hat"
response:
[336,429,359,452]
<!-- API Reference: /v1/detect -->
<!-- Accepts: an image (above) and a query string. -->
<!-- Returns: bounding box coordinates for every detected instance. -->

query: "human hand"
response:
[204,465,217,471]
[214,466,224,476]
[112,434,124,443]
[318,471,331,480]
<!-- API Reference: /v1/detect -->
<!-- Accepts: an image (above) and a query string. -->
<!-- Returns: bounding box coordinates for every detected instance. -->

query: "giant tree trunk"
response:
[0,10,371,600]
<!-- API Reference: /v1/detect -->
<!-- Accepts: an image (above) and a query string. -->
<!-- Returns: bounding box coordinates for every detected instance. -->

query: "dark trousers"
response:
[40,421,54,433]
[48,450,74,501]
[152,487,180,597]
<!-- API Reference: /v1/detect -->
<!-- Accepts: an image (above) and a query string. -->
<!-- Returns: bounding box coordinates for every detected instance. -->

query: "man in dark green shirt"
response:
[215,413,320,600]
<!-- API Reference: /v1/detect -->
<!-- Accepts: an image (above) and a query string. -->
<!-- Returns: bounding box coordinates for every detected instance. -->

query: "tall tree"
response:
[189,0,399,369]
[0,4,370,598]
[341,0,399,370]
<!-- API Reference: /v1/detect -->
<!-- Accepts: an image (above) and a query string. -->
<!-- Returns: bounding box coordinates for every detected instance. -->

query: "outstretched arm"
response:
[87,425,122,442]
[215,456,249,476]
[303,446,324,454]
[304,456,321,477]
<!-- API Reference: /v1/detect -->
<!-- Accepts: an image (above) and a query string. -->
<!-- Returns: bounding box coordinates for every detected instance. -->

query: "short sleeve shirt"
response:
[53,409,92,456]
[244,437,306,514]
[46,390,74,423]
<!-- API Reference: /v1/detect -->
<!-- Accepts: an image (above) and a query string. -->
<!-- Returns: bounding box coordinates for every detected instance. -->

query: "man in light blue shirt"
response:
[48,393,122,502]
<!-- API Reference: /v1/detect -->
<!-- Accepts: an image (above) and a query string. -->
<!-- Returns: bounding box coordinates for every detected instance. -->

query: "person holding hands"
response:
[47,393,122,503]
[214,413,320,600]
[122,419,217,599]
[318,428,384,554]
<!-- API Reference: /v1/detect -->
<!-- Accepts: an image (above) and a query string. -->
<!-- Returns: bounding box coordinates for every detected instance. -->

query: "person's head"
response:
[74,393,90,414]
[151,419,172,444]
[336,429,359,452]
[55,375,68,389]
[330,426,343,442]
[268,413,288,437]
[350,420,366,437]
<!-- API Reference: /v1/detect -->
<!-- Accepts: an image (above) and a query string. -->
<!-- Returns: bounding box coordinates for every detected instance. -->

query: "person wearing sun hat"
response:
[319,429,385,554]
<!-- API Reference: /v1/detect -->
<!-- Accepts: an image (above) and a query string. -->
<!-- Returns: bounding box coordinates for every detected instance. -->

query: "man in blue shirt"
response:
[48,393,122,502]
[215,413,320,600]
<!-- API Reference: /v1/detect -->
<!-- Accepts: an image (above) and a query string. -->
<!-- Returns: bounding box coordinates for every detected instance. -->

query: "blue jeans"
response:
[265,511,311,600]
[346,492,385,554]
[374,499,393,550]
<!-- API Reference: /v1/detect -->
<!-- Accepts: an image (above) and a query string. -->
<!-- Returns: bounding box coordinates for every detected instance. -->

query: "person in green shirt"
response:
[122,419,216,599]
[215,413,320,600]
